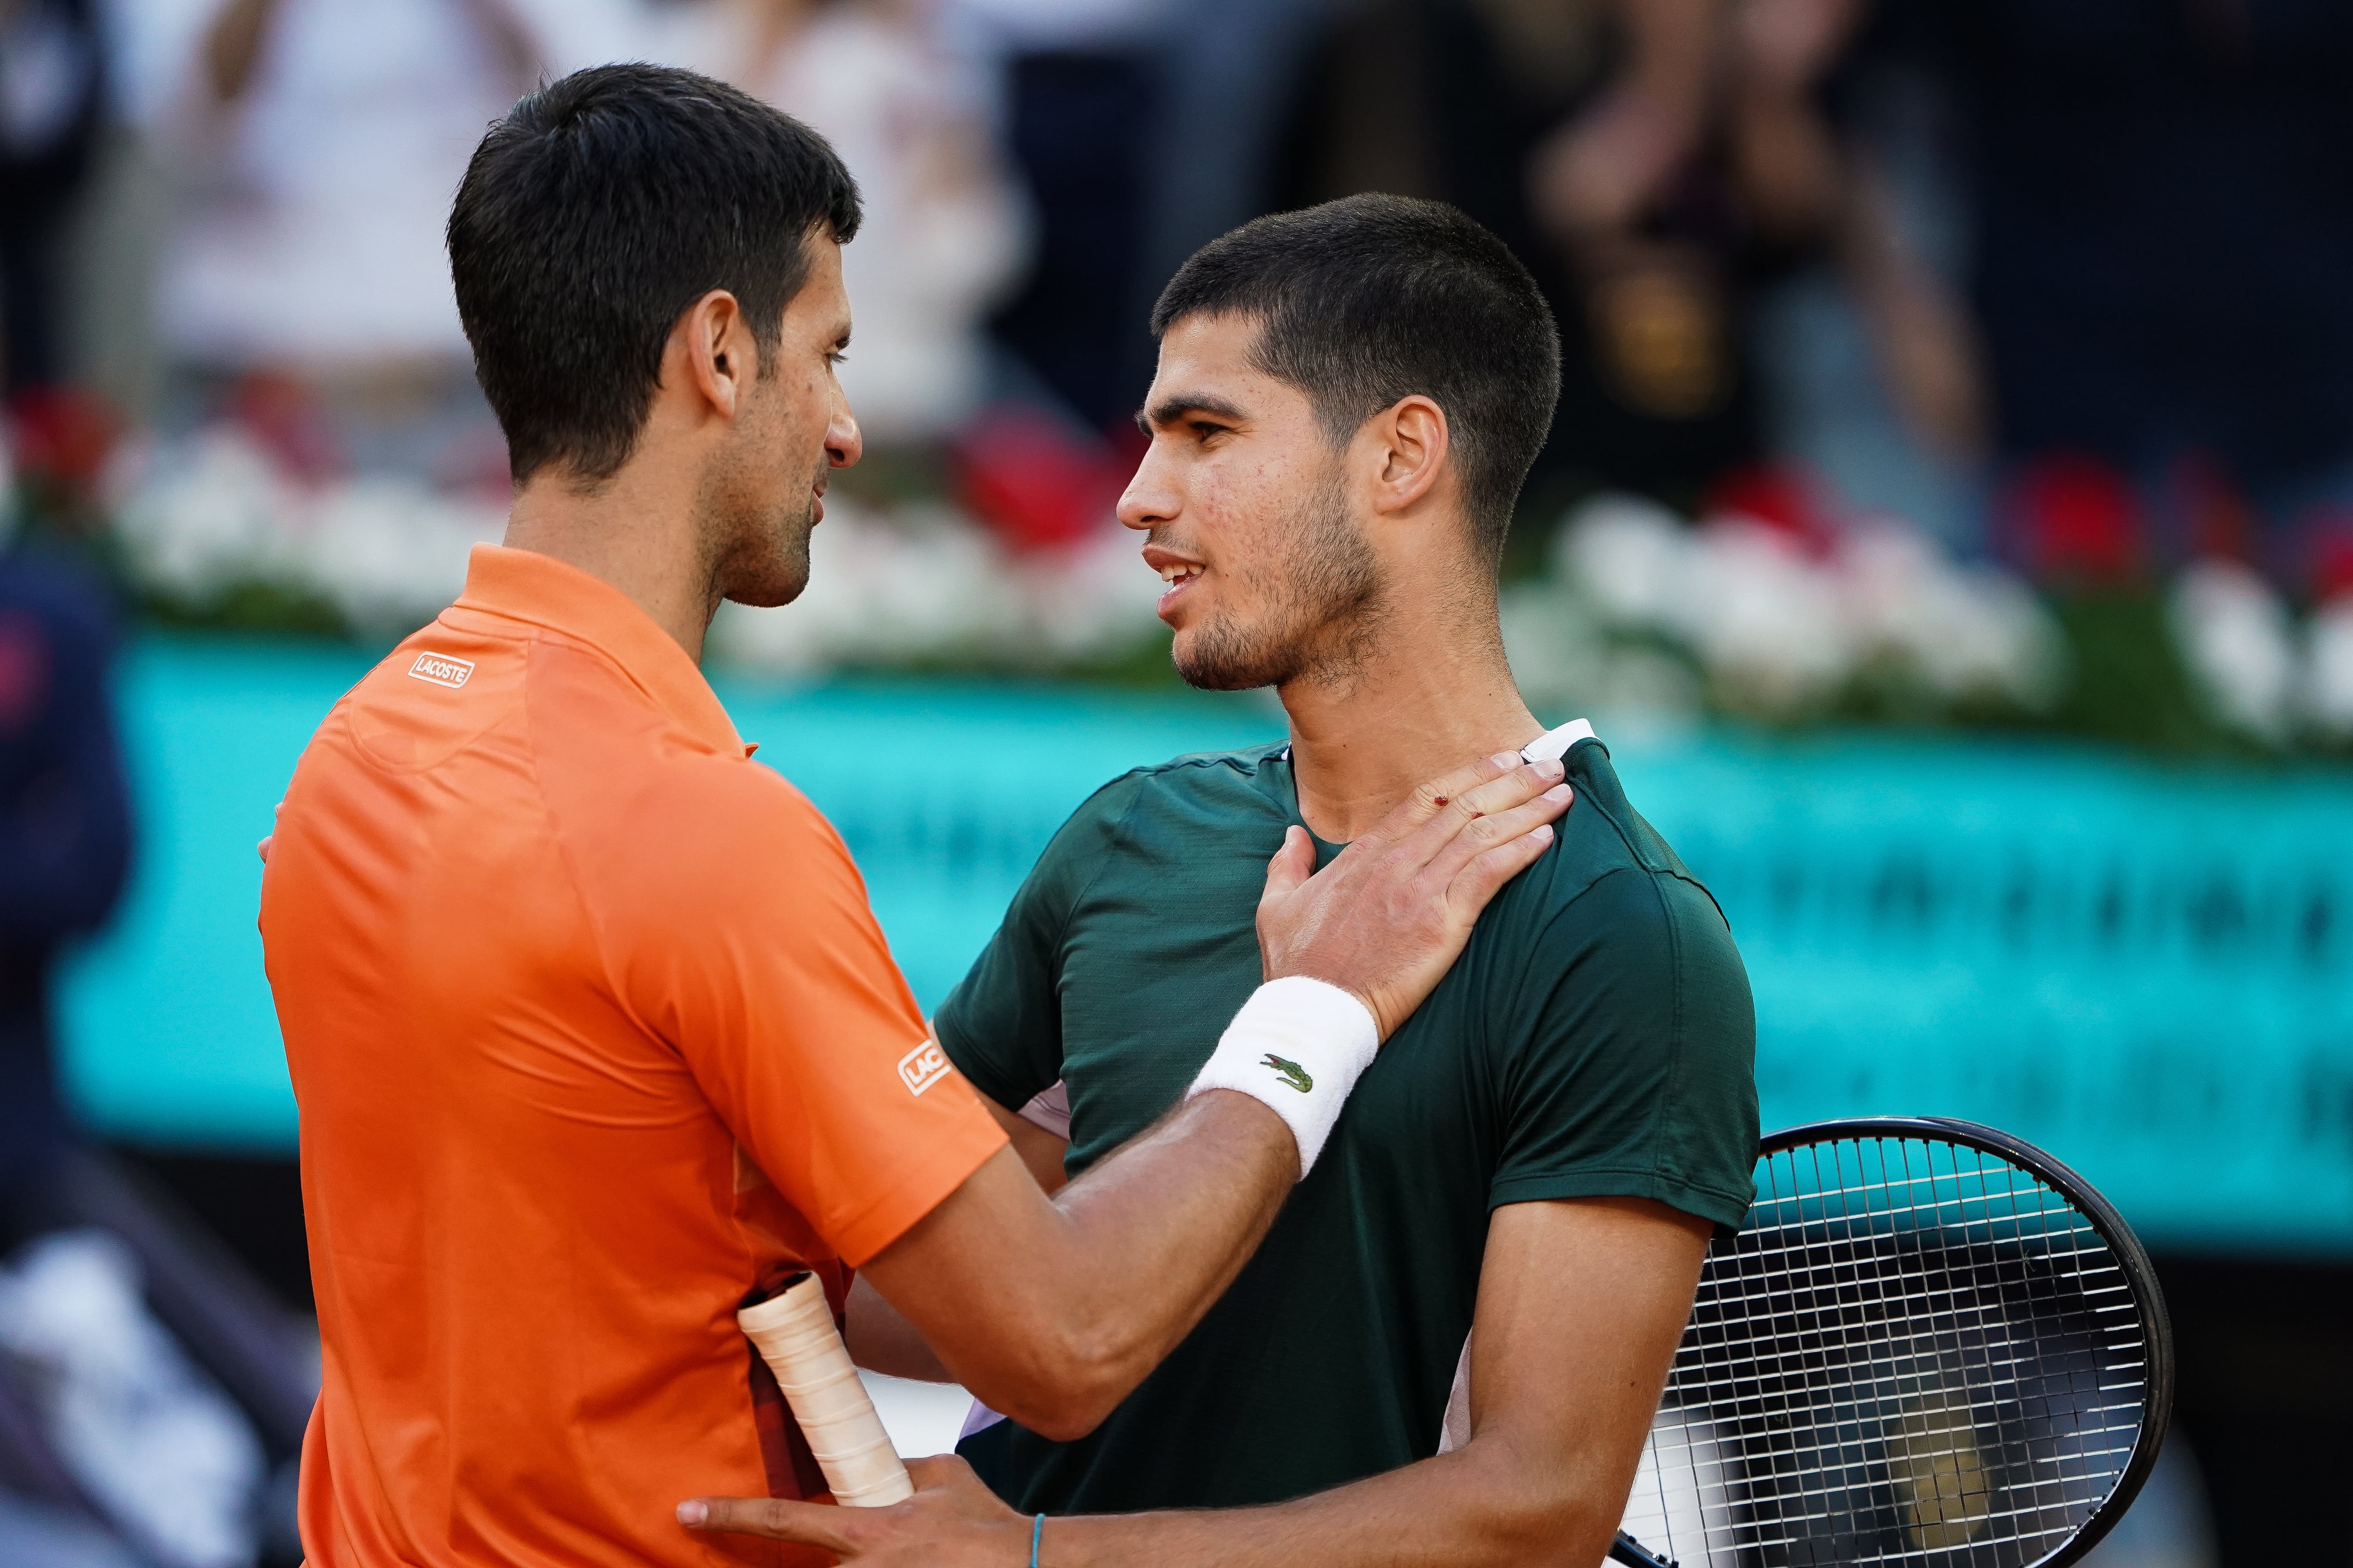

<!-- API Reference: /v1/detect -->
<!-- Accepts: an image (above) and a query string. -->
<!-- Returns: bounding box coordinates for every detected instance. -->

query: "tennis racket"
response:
[1610,1117,2172,1568]
[740,1273,917,1507]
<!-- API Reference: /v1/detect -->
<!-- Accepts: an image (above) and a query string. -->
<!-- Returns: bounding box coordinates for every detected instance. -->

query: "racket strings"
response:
[1621,1136,2151,1567]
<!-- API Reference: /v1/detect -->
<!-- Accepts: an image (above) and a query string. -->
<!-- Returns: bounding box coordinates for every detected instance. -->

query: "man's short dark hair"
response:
[1151,195,1560,566]
[449,64,862,485]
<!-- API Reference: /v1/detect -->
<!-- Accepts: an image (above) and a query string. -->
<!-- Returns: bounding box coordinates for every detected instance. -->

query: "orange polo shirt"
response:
[260,545,1006,1568]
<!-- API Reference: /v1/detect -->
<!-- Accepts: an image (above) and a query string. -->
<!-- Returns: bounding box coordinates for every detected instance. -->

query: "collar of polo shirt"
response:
[449,543,746,758]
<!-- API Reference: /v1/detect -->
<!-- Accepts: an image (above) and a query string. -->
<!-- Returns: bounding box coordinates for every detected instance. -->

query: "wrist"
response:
[1032,1510,1121,1567]
[1185,977,1379,1177]
[1266,969,1387,1040]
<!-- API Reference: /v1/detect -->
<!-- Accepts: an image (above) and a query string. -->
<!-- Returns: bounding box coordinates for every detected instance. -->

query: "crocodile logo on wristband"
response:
[1259,1053,1314,1093]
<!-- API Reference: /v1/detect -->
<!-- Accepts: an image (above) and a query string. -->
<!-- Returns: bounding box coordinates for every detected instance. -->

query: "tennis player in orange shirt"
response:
[256,65,1570,1568]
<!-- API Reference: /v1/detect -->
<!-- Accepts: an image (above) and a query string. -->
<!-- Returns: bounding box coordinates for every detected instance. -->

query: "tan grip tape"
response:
[739,1276,915,1507]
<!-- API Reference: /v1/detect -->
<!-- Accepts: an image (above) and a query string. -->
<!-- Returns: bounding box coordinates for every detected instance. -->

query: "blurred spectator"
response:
[944,0,1337,430]
[1277,0,1761,510]
[1128,0,1337,329]
[719,0,1164,555]
[1522,0,1724,425]
[938,0,1335,431]
[138,0,629,479]
[946,0,1164,436]
[1732,0,1992,545]
[672,0,1026,446]
[0,0,107,398]
[0,539,129,1250]
[160,0,526,372]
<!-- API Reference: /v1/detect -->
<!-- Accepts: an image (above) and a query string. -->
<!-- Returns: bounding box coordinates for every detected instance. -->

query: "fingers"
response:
[676,1496,850,1551]
[1422,783,1572,887]
[1371,751,1522,844]
[1447,758,1565,822]
[1447,814,1561,916]
[1391,756,1565,875]
[1258,825,1315,908]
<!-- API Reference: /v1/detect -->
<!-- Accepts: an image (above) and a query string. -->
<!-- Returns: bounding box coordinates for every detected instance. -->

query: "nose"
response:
[1116,443,1174,533]
[827,393,863,471]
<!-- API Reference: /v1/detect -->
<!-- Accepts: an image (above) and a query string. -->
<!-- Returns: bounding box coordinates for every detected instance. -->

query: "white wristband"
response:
[1186,977,1379,1176]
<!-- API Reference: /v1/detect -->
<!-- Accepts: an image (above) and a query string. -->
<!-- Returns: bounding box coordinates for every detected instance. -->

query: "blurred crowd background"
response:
[1,0,2350,744]
[1,2,2348,1567]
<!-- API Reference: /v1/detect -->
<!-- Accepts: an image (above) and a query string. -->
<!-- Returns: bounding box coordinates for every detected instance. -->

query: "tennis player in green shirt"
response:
[685,194,1758,1566]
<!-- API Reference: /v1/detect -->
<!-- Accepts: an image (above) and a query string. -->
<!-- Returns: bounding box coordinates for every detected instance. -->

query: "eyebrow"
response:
[1138,392,1248,435]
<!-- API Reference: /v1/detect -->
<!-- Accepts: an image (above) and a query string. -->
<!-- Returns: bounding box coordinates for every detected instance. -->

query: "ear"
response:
[674,289,755,422]
[1367,394,1451,517]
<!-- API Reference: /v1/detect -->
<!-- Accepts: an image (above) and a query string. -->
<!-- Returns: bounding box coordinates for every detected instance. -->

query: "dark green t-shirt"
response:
[933,735,1758,1515]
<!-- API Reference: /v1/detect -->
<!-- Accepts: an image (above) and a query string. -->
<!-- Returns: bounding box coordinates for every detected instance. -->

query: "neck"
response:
[502,465,716,663]
[1280,585,1542,843]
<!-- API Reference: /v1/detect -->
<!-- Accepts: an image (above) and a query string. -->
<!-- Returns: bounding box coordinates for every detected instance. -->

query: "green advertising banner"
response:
[62,639,2353,1255]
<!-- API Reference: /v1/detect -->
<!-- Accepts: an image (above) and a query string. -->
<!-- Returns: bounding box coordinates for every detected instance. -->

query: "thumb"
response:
[1260,825,1315,905]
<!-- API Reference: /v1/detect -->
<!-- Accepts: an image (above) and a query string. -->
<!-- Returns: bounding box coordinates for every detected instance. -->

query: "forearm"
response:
[848,1100,1066,1381]
[688,1199,1704,1568]
[1044,1197,1707,1566]
[867,1091,1294,1437]
[1042,1087,1292,1360]
[1039,1439,1619,1568]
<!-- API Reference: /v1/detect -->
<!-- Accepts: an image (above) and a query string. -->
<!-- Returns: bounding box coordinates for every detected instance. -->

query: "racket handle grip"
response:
[739,1275,916,1507]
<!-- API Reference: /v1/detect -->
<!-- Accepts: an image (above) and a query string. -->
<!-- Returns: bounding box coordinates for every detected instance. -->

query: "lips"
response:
[1151,558,1204,620]
[1142,542,1205,620]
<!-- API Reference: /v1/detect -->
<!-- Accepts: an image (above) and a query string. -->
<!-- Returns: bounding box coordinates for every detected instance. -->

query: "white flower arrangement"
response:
[111,429,504,638]
[709,498,1168,675]
[1507,492,2069,725]
[2167,559,2353,746]
[107,426,1168,672]
[99,434,2353,746]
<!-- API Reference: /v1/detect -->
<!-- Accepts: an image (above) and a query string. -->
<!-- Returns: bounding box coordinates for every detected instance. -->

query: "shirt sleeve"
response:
[932,770,1146,1113]
[1489,866,1759,1232]
[595,759,1008,1267]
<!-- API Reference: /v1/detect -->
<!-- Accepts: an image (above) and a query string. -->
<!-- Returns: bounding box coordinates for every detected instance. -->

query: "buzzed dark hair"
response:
[1151,195,1560,566]
[449,64,862,485]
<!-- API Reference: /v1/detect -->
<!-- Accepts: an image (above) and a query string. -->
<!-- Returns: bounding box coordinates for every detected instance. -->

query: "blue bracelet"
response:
[1031,1512,1045,1568]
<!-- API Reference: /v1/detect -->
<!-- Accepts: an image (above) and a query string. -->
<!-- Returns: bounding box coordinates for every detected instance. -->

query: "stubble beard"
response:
[1174,471,1386,693]
[705,433,827,610]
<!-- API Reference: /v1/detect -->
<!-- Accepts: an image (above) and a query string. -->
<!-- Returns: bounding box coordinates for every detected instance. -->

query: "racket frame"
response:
[1618,1115,2176,1568]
